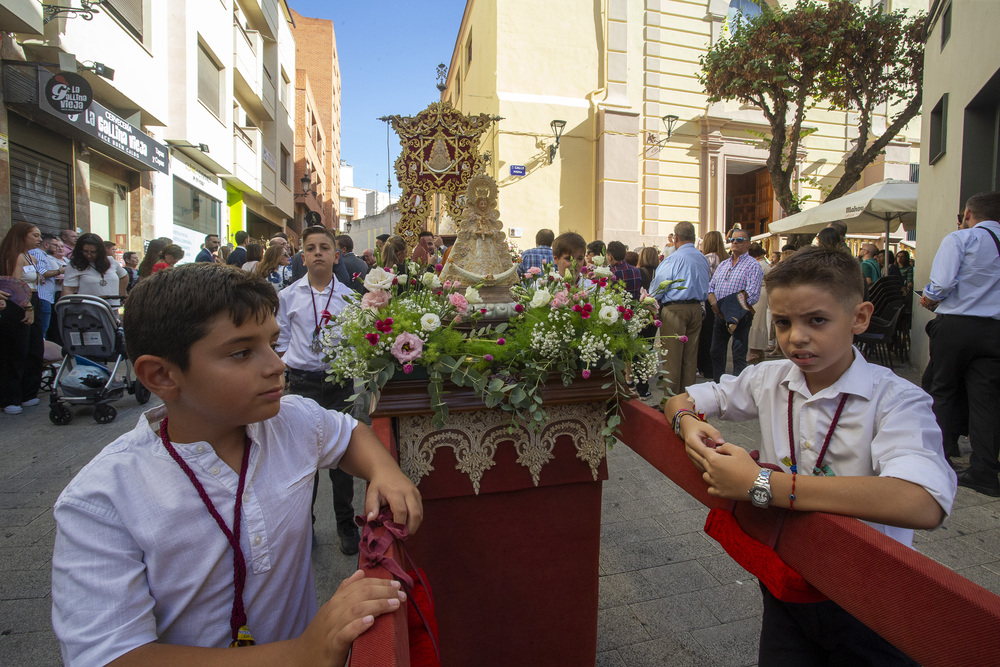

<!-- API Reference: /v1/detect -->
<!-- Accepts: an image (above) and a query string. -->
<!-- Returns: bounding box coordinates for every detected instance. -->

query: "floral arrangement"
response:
[324,261,675,447]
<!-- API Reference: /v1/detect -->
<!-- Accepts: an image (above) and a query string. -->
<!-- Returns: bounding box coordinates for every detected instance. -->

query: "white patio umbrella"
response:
[768,179,918,273]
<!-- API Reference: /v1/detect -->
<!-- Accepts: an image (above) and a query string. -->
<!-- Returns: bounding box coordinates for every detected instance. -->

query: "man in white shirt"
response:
[920,191,1000,496]
[276,225,361,554]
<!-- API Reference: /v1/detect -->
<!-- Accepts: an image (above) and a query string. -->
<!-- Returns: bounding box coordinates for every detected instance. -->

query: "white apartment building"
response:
[157,0,296,260]
[339,160,395,228]
[0,0,169,254]
[0,0,296,263]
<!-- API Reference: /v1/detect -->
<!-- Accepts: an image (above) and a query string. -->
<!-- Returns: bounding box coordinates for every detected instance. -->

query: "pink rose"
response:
[391,332,424,363]
[497,338,506,346]
[550,290,570,308]
[361,289,390,310]
[484,354,493,362]
[435,263,444,272]
[678,335,688,343]
[449,293,469,315]
[654,320,662,327]
[403,363,414,374]
[582,369,591,379]
[514,303,525,313]
[527,267,542,276]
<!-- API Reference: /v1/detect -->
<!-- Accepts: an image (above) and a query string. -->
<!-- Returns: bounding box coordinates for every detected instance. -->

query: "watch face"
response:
[751,488,770,506]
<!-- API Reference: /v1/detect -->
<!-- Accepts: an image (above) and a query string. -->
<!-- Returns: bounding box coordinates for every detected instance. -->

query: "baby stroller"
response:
[49,294,150,425]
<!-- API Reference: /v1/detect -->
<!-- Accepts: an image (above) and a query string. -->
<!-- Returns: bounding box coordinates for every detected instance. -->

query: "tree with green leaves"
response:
[700,0,925,223]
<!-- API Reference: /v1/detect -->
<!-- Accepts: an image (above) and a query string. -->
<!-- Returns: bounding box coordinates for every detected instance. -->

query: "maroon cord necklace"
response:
[785,390,849,477]
[159,417,256,647]
[309,280,336,352]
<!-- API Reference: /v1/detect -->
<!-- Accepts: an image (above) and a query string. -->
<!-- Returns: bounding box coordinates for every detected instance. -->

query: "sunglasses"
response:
[731,237,749,243]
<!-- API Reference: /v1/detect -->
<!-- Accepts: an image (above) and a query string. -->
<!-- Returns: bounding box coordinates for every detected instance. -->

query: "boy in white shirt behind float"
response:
[664,246,956,665]
[52,263,422,666]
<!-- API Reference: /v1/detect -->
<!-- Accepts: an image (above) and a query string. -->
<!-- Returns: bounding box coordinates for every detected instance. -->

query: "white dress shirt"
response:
[686,350,957,546]
[923,219,1000,319]
[52,396,358,666]
[276,274,354,372]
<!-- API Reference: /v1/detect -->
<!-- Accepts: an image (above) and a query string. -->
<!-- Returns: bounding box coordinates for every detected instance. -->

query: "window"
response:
[728,0,763,26]
[280,69,290,109]
[104,0,143,40]
[929,94,947,165]
[197,42,223,119]
[280,146,291,187]
[173,178,220,236]
[466,33,473,67]
[941,2,952,50]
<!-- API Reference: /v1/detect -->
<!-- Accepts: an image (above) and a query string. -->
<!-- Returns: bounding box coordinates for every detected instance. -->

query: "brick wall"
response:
[290,9,341,228]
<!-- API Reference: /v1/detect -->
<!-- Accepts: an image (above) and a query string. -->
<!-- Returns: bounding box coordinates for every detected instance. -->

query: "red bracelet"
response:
[789,472,797,510]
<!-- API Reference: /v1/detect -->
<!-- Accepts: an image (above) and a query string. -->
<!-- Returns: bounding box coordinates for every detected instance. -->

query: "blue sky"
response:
[289,0,468,193]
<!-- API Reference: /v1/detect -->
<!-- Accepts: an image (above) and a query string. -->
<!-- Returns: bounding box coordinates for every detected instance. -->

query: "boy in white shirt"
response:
[52,263,422,666]
[276,225,363,556]
[664,246,956,665]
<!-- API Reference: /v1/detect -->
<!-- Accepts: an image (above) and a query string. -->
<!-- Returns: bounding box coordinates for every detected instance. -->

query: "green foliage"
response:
[701,0,926,213]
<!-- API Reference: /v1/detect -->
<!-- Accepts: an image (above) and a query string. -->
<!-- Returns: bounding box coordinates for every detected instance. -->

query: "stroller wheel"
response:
[134,380,151,405]
[49,404,73,425]
[94,404,117,424]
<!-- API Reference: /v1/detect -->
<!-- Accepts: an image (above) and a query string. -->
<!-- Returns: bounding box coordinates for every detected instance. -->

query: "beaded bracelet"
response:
[671,409,703,437]
[789,472,797,510]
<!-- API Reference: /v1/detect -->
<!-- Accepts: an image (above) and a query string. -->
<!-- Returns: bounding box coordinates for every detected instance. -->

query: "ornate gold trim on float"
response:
[397,402,607,494]
[380,102,500,248]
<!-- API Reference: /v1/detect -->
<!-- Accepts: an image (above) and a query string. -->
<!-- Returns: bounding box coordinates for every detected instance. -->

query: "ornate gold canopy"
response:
[381,102,500,247]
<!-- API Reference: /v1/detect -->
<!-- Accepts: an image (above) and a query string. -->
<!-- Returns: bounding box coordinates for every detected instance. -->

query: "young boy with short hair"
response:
[551,232,588,284]
[664,246,956,664]
[277,225,362,555]
[52,263,422,666]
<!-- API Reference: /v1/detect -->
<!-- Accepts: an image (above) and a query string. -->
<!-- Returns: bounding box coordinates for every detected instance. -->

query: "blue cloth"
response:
[650,243,710,303]
[519,246,553,274]
[924,220,1000,319]
[195,248,215,263]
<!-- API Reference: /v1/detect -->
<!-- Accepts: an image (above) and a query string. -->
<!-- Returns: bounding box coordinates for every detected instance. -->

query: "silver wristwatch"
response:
[748,469,772,508]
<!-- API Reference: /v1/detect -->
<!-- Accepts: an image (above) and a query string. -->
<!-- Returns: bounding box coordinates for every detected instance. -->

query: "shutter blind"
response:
[104,0,143,40]
[9,143,74,237]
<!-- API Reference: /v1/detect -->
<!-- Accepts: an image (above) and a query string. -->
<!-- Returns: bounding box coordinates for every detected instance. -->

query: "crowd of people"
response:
[2,191,998,663]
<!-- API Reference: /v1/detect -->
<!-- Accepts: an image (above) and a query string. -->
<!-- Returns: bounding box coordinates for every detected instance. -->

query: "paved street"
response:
[2,363,999,666]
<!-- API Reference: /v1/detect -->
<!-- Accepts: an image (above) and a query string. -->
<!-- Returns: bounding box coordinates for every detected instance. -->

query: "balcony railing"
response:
[234,23,263,104]
[233,126,263,195]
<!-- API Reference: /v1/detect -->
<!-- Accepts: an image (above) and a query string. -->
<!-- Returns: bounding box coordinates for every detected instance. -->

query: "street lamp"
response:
[548,119,567,164]
[661,114,679,141]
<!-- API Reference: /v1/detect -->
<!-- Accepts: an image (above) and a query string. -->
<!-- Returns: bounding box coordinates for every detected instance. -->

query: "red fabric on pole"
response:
[618,399,1000,666]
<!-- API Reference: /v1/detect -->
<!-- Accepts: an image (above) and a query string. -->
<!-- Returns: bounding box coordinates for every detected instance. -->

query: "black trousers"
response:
[758,583,917,666]
[711,311,753,383]
[0,293,44,409]
[926,314,1000,481]
[285,371,357,528]
[697,300,714,377]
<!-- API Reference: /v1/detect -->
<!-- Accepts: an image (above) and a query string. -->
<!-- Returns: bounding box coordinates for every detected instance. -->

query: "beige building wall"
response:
[911,0,1000,368]
[443,0,923,253]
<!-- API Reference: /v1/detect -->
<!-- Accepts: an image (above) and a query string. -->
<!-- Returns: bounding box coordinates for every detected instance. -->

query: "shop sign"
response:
[510,165,526,176]
[37,71,169,174]
[43,72,93,115]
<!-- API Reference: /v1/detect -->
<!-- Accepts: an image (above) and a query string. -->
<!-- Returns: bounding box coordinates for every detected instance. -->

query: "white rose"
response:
[421,272,442,289]
[363,267,394,291]
[394,273,408,285]
[420,313,441,332]
[530,290,552,308]
[599,305,619,324]
[464,286,483,304]
[593,266,613,278]
[592,255,606,266]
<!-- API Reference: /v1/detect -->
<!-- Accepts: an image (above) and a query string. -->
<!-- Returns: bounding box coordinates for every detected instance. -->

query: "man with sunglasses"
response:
[706,228,763,382]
